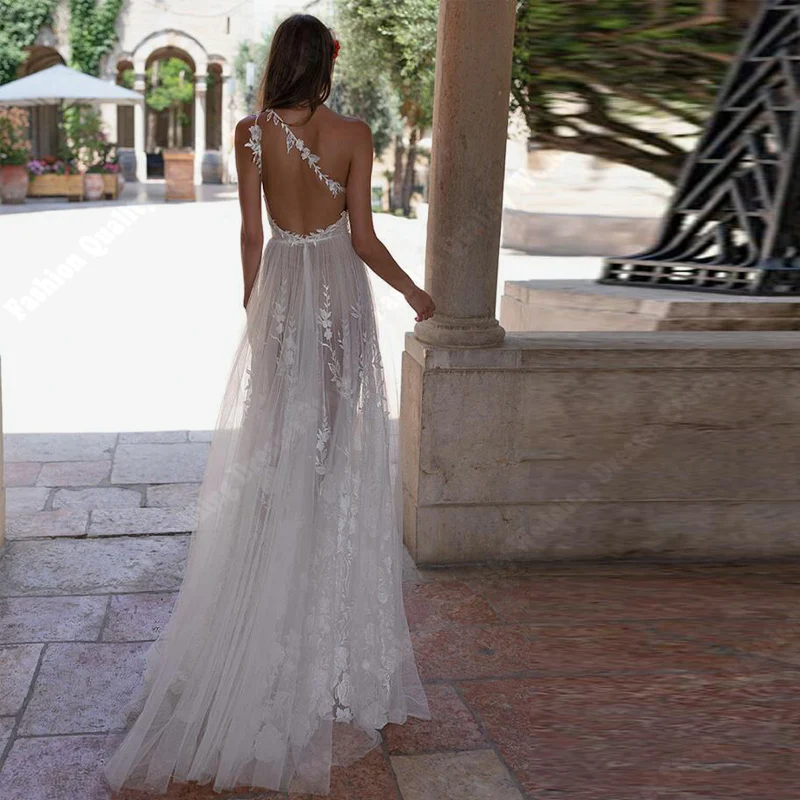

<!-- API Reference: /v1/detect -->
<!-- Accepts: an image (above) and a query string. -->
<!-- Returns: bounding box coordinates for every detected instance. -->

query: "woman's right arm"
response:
[346,120,435,324]
[235,116,264,310]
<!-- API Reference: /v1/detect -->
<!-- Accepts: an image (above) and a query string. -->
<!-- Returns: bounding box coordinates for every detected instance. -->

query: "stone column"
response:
[133,72,147,183]
[414,0,517,348]
[221,72,234,184]
[194,74,207,186]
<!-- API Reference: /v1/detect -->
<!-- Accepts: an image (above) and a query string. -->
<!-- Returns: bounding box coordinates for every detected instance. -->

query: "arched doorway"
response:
[144,46,196,177]
[19,45,66,158]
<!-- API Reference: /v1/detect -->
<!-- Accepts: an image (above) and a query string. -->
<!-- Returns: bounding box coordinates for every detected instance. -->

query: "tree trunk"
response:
[146,107,156,152]
[401,126,418,217]
[169,108,177,149]
[391,133,405,212]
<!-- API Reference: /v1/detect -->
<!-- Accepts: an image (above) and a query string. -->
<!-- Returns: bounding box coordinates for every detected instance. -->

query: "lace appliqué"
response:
[245,121,262,172]
[264,108,345,197]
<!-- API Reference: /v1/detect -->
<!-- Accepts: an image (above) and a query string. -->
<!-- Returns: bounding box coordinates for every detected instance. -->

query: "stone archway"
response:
[126,30,209,183]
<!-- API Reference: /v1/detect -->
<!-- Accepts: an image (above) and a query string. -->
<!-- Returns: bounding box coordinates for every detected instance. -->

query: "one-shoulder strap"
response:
[245,111,263,173]
[262,108,345,197]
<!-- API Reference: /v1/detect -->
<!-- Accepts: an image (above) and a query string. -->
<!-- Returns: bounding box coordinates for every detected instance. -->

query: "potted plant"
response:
[148,57,196,201]
[83,162,105,201]
[0,108,32,203]
[61,105,116,200]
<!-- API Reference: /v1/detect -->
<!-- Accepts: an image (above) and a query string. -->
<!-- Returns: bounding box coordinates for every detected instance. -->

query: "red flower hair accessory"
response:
[332,39,340,60]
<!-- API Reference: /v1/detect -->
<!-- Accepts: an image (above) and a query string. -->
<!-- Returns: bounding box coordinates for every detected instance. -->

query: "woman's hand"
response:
[404,285,436,322]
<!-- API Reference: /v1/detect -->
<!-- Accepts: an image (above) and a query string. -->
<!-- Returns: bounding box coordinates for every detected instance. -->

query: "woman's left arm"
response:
[234,116,264,309]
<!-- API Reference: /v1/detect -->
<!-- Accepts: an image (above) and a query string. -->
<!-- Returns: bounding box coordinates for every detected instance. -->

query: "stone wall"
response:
[401,331,800,565]
[501,208,660,256]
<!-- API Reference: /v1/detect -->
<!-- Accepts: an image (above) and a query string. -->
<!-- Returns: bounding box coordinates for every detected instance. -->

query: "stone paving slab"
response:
[0,733,123,800]
[88,507,197,537]
[3,433,116,463]
[0,717,14,754]
[5,487,50,514]
[3,462,42,487]
[101,593,177,642]
[7,509,89,540]
[0,644,43,715]
[111,443,209,484]
[118,431,188,445]
[0,536,190,596]
[53,488,142,510]
[383,683,489,755]
[19,643,147,735]
[391,749,525,800]
[145,483,201,508]
[0,596,107,643]
[37,460,112,487]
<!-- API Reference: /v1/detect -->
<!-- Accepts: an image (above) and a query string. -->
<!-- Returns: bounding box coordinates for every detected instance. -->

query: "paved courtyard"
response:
[3,187,798,799]
[1,432,799,800]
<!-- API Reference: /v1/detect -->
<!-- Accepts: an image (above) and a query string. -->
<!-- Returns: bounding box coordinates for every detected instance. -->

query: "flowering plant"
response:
[0,108,31,166]
[27,156,78,176]
[333,39,340,60]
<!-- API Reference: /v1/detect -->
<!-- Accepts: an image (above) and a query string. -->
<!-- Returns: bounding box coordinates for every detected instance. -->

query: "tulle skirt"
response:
[103,210,431,796]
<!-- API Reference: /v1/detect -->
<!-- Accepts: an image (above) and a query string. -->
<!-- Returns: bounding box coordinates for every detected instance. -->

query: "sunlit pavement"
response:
[0,181,599,433]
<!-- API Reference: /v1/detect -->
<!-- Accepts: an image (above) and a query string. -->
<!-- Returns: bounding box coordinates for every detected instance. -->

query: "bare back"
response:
[250,104,358,236]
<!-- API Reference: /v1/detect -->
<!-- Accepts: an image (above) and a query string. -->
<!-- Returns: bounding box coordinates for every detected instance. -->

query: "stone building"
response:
[18,0,332,184]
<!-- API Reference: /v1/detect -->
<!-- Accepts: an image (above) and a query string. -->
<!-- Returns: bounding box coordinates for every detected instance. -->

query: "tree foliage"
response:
[336,0,437,129]
[335,0,438,214]
[512,0,759,183]
[0,0,58,85]
[146,57,194,149]
[68,0,125,76]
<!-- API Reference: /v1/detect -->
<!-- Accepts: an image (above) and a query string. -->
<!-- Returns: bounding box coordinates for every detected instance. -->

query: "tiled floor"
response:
[2,431,799,799]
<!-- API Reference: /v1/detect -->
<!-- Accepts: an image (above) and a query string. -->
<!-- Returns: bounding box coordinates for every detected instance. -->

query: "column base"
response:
[414,313,505,348]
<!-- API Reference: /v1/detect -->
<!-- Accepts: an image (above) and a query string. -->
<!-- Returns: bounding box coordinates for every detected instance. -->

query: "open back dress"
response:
[102,107,431,796]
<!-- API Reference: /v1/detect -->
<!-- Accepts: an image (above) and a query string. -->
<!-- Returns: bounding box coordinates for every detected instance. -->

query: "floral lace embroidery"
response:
[245,120,262,172]
[246,109,344,196]
[263,108,345,197]
[315,403,330,475]
[269,210,349,246]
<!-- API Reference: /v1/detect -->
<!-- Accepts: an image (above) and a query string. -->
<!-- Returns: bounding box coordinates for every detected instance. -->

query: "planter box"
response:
[28,174,84,201]
[102,174,120,199]
[163,151,195,201]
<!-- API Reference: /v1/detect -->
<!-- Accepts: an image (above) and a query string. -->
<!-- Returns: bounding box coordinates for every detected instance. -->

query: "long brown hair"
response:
[257,14,335,123]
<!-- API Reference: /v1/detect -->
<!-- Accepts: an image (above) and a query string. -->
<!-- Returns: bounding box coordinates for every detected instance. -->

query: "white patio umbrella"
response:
[0,63,147,181]
[0,63,143,106]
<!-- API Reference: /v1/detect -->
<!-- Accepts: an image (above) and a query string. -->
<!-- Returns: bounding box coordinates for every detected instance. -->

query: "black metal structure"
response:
[600,0,800,295]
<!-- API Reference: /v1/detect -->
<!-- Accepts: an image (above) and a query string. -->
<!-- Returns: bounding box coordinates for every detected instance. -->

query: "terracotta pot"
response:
[84,173,105,201]
[0,164,29,204]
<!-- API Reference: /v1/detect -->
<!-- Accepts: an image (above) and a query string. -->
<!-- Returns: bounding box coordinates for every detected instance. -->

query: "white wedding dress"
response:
[103,108,431,796]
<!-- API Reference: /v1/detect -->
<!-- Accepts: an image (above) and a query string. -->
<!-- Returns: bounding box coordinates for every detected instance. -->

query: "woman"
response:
[103,13,435,797]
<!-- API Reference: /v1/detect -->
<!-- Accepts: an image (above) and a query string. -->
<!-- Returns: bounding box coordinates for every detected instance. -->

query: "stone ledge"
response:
[505,279,800,317]
[500,279,800,333]
[404,330,800,370]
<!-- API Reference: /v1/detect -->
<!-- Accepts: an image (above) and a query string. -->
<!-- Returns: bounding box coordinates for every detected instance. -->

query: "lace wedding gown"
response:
[103,108,431,796]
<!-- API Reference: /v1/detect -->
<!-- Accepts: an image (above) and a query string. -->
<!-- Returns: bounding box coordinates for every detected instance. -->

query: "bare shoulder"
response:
[323,107,372,144]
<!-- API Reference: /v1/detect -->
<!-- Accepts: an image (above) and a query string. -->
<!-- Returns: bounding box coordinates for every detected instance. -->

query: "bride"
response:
[103,12,436,797]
